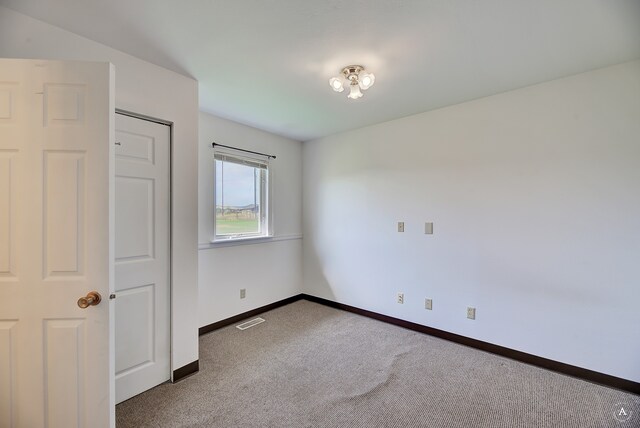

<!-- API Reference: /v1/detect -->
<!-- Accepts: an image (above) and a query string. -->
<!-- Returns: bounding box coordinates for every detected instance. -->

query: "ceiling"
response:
[2,0,639,141]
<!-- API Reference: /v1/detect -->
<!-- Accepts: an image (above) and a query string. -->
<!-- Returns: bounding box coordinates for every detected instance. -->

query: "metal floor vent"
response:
[236,317,266,330]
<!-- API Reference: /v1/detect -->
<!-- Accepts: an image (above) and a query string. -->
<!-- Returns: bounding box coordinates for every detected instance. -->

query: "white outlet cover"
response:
[425,222,434,234]
[425,298,433,310]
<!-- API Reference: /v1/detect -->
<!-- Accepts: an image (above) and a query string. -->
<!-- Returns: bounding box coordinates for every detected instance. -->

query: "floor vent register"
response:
[236,317,266,330]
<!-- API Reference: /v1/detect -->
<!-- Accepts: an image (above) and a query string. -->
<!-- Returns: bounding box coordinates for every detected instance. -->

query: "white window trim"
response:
[212,147,273,243]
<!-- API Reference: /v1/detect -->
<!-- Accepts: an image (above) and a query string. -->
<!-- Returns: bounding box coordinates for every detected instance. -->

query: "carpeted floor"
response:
[116,300,639,427]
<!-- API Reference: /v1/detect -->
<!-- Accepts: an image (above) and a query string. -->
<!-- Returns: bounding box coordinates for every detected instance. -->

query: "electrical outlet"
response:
[397,292,404,304]
[240,289,246,299]
[397,222,405,232]
[467,307,476,320]
[425,298,433,310]
[425,222,434,234]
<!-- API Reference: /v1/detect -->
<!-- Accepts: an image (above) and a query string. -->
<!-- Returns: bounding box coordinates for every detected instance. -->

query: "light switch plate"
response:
[398,222,405,232]
[425,298,433,310]
[467,307,476,320]
[425,222,434,234]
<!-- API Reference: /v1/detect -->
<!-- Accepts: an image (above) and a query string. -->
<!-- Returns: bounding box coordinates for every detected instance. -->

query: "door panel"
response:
[115,176,154,261]
[0,59,114,428]
[0,320,18,427]
[0,151,17,279]
[44,151,86,277]
[44,319,86,428]
[115,284,154,374]
[115,113,170,404]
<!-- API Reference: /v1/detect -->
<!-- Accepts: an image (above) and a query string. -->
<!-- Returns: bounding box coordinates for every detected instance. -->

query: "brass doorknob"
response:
[77,291,102,309]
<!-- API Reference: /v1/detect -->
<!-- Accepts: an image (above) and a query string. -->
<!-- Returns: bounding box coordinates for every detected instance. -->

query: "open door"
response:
[0,59,114,428]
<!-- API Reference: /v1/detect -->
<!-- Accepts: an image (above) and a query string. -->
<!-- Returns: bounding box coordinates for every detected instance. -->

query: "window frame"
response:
[212,148,273,243]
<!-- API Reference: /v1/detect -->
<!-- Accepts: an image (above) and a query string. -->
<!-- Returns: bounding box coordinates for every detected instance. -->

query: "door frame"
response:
[114,108,174,382]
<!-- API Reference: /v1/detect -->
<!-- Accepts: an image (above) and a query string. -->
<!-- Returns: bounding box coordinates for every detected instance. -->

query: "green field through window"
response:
[215,214,259,235]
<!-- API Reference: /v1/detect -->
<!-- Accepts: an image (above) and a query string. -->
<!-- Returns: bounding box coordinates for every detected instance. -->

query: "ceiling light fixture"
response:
[329,65,375,99]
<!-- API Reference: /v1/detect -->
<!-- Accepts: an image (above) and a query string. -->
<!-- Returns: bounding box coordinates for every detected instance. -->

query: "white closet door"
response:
[114,113,171,403]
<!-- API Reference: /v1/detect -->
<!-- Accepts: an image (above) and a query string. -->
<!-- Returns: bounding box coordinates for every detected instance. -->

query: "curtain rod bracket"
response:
[211,142,276,159]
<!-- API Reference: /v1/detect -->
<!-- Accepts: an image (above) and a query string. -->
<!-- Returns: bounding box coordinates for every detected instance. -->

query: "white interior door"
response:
[114,113,170,403]
[0,59,114,427]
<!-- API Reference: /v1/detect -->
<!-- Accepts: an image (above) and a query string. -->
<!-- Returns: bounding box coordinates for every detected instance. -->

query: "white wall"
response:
[303,60,640,382]
[0,7,200,371]
[198,112,302,327]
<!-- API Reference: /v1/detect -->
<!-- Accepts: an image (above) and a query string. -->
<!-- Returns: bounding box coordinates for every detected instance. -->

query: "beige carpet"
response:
[116,300,639,427]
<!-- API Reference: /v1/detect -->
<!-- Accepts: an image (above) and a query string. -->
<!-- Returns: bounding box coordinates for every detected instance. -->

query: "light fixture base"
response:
[329,65,374,99]
[342,65,364,82]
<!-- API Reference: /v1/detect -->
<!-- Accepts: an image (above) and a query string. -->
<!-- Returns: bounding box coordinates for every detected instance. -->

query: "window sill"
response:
[199,234,302,250]
[212,234,272,244]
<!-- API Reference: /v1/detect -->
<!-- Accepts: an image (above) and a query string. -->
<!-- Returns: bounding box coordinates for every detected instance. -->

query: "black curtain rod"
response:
[211,142,276,159]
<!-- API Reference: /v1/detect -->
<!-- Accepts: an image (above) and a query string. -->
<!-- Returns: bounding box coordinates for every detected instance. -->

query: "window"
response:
[213,150,271,241]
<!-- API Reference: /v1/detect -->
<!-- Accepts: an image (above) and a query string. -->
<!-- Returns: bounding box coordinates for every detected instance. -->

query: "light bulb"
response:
[359,72,375,90]
[329,77,344,92]
[347,82,363,99]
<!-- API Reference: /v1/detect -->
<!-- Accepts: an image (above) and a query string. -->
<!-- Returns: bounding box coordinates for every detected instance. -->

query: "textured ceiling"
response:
[2,0,639,141]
